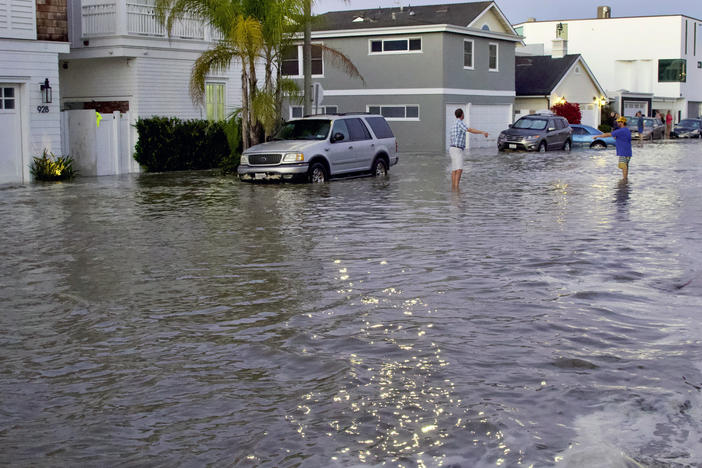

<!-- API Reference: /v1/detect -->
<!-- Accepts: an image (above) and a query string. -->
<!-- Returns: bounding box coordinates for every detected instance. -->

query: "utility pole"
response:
[303,0,312,116]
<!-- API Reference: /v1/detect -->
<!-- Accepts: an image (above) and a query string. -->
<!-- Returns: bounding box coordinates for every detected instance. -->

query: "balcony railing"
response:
[81,0,206,40]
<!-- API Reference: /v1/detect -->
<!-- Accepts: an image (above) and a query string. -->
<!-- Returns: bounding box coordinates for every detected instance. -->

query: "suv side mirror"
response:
[331,132,345,143]
[548,127,556,132]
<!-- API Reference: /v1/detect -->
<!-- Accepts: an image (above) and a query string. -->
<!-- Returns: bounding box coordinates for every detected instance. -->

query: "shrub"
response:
[30,150,77,181]
[133,117,234,172]
[220,112,243,175]
[551,102,582,124]
[598,123,612,133]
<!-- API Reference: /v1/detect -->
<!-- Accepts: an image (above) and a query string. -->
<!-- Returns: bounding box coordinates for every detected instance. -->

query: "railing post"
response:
[115,0,128,36]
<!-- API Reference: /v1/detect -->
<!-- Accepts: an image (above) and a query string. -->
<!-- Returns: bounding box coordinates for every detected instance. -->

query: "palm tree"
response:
[155,0,362,149]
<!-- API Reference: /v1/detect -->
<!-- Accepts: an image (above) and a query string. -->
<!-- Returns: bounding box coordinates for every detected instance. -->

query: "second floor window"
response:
[369,37,422,54]
[489,43,499,71]
[463,40,474,69]
[658,59,686,82]
[206,83,225,121]
[282,45,323,78]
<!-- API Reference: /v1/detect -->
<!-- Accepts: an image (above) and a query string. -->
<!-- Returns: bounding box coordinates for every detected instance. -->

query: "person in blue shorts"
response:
[593,115,632,181]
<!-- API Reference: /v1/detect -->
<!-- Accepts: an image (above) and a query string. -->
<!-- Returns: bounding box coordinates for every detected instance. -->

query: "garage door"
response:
[0,85,22,185]
[580,103,598,127]
[467,104,511,149]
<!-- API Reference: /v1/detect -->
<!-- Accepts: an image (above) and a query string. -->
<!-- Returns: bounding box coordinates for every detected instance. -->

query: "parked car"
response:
[238,113,398,183]
[627,116,665,140]
[497,113,572,152]
[570,124,616,149]
[671,118,702,138]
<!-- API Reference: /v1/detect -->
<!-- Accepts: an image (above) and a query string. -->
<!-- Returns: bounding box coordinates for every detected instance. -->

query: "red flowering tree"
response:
[551,102,582,124]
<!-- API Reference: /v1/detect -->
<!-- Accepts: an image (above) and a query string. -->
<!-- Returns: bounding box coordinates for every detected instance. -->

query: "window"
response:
[698,61,702,68]
[289,105,338,119]
[281,44,324,77]
[463,40,474,69]
[331,119,350,142]
[481,24,490,31]
[206,83,225,121]
[658,59,686,82]
[1,87,15,110]
[365,117,395,139]
[369,37,422,54]
[489,43,499,71]
[345,118,372,140]
[571,127,588,135]
[367,105,420,120]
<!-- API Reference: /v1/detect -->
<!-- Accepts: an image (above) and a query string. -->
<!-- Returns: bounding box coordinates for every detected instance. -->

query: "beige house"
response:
[514,45,606,127]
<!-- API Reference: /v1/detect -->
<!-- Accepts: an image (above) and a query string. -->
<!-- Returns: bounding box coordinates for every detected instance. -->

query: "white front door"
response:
[0,85,23,185]
[467,104,511,149]
[580,103,598,127]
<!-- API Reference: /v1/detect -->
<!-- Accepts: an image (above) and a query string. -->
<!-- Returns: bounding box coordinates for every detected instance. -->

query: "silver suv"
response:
[238,113,398,183]
[497,113,572,152]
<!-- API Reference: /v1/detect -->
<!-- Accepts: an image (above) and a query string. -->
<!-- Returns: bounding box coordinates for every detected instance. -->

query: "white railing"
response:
[81,0,206,40]
[82,1,116,36]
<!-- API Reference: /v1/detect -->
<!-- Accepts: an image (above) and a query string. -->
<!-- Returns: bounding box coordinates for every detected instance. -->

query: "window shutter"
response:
[0,0,37,39]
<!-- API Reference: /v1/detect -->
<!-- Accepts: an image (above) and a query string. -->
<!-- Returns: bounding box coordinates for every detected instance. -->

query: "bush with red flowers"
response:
[551,102,582,124]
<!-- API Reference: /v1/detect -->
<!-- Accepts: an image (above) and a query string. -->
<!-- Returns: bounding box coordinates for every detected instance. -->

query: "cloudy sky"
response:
[313,0,702,24]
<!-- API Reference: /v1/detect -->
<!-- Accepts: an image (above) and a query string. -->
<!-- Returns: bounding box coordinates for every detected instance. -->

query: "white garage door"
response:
[0,85,22,185]
[580,103,598,127]
[467,104,511,149]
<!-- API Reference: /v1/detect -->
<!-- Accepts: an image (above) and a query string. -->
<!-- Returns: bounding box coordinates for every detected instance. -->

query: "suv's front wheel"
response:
[372,158,388,177]
[307,162,328,183]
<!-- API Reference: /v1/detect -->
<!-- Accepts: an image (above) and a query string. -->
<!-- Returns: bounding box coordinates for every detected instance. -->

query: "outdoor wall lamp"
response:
[40,78,52,104]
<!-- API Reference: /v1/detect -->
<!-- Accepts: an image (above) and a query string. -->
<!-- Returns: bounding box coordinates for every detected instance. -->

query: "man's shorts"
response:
[618,156,631,169]
[448,146,464,171]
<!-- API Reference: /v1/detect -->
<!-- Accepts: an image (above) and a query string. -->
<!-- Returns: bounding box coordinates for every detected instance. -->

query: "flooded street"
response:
[1,142,701,467]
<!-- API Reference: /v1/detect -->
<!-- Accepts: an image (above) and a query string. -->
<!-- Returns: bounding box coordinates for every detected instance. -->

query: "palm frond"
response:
[190,42,239,104]
[318,44,365,85]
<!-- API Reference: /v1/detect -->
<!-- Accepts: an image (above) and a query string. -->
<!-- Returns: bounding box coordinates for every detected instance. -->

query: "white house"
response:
[514,7,702,121]
[1,0,69,185]
[61,0,245,122]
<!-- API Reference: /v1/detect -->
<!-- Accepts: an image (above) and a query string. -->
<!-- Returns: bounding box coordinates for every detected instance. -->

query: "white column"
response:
[115,0,128,36]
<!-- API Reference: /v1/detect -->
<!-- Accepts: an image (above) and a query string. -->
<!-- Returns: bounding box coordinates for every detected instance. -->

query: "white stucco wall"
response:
[517,16,702,107]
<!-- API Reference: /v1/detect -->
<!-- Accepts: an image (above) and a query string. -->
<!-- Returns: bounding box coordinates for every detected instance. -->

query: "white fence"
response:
[61,110,140,177]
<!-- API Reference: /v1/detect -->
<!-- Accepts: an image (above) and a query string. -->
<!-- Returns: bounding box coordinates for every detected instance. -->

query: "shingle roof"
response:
[313,1,493,31]
[515,55,581,95]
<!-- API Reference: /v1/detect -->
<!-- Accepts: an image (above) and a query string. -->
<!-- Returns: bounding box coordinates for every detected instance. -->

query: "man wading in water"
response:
[593,115,632,181]
[448,108,488,191]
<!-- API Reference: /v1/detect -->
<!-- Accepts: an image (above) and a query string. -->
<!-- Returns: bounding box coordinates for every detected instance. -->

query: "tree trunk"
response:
[303,0,312,116]
[241,66,250,150]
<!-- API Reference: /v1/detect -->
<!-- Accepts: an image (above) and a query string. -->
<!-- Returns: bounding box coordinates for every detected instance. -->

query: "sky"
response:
[313,0,702,24]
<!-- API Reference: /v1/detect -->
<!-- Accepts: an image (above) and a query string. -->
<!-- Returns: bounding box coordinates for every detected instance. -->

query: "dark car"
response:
[671,118,702,138]
[627,116,665,140]
[497,113,572,152]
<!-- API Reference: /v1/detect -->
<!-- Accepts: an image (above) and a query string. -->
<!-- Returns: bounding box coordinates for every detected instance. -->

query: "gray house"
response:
[286,1,522,152]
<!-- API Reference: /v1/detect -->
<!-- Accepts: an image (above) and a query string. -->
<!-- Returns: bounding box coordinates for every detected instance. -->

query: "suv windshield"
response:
[274,119,331,140]
[513,118,548,130]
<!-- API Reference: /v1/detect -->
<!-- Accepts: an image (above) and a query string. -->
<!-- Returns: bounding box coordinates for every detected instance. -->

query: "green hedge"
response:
[133,117,237,172]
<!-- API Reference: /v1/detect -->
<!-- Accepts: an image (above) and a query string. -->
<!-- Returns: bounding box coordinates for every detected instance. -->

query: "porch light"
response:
[40,78,52,104]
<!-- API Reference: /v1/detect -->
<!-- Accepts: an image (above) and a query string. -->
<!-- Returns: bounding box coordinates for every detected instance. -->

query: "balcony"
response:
[81,0,207,40]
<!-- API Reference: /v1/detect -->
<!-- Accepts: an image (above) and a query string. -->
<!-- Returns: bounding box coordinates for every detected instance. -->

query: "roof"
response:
[515,54,580,95]
[313,1,493,31]
[514,13,702,25]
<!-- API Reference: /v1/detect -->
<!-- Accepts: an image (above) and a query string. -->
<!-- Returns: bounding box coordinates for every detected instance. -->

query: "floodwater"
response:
[1,141,701,467]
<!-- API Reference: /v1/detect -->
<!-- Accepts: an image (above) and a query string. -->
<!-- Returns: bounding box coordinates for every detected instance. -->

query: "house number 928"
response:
[37,105,50,113]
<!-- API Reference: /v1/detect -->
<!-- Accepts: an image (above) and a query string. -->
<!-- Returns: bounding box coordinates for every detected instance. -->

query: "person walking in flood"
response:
[593,115,632,181]
[665,110,673,138]
[448,108,488,191]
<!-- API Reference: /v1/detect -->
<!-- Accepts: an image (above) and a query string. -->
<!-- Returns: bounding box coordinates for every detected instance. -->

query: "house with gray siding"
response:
[288,1,522,152]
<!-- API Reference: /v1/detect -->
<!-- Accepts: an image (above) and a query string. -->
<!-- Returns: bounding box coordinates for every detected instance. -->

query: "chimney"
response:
[527,17,536,22]
[552,39,567,58]
[597,6,611,18]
